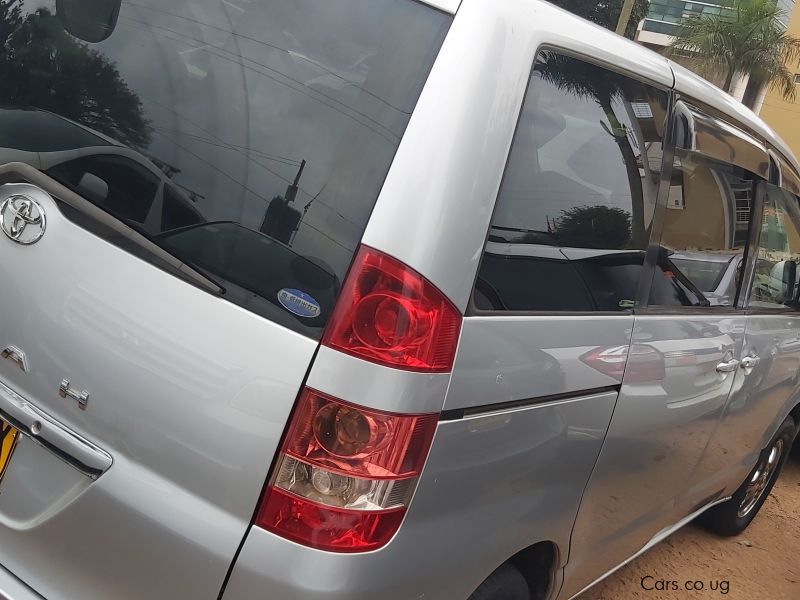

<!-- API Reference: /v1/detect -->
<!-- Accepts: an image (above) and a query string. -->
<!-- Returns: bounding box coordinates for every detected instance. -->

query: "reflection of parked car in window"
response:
[671,251,742,306]
[476,241,708,313]
[0,107,204,234]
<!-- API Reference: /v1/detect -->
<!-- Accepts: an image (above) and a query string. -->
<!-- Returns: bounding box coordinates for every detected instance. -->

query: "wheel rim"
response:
[737,439,784,519]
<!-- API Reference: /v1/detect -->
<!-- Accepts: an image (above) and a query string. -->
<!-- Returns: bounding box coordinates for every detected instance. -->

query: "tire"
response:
[698,416,795,536]
[469,562,530,600]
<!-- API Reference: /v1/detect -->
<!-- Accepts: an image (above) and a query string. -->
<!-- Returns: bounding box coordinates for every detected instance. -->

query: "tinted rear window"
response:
[472,51,668,314]
[2,0,450,337]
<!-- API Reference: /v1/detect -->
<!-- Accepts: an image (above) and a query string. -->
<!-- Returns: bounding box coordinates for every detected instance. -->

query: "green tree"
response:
[547,0,649,39]
[0,0,151,148]
[670,0,800,106]
[556,205,632,250]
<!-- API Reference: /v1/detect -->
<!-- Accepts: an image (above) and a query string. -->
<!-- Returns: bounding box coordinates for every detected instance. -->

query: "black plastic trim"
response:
[439,385,621,421]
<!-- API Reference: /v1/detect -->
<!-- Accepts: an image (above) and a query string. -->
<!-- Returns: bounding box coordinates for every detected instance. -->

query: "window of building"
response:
[473,52,668,312]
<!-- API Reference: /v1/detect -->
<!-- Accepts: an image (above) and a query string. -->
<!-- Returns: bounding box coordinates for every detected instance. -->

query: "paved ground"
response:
[579,457,800,600]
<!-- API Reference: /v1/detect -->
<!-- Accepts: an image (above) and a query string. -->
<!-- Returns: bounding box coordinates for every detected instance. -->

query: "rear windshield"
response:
[2,0,450,337]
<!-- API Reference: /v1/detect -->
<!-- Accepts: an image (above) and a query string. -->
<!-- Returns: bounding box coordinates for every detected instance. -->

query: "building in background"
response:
[637,0,796,108]
[640,0,793,41]
[761,6,800,157]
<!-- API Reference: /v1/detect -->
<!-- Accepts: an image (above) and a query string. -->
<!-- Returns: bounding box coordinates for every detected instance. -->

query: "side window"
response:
[473,52,668,312]
[46,154,159,225]
[749,184,800,310]
[649,152,755,308]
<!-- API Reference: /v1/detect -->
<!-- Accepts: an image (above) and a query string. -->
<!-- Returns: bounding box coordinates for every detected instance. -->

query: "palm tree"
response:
[670,0,800,107]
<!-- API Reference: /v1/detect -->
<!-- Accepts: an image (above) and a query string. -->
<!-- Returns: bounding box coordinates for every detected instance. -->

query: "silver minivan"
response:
[0,0,799,598]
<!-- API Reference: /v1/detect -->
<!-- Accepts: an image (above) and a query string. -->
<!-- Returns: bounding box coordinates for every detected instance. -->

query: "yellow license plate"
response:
[0,420,20,482]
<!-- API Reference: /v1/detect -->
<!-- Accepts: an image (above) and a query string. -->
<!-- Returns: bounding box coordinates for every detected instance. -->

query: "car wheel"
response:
[698,416,795,536]
[469,562,530,600]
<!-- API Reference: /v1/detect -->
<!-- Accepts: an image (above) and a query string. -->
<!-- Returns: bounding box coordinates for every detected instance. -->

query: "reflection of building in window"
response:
[663,156,753,253]
[260,160,306,245]
[730,178,753,246]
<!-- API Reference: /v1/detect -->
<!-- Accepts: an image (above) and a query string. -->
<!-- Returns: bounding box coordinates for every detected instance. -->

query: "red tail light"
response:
[256,388,438,552]
[580,344,665,383]
[322,246,461,372]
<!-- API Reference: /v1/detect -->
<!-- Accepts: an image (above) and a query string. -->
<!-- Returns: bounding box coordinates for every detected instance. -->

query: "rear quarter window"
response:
[472,51,668,314]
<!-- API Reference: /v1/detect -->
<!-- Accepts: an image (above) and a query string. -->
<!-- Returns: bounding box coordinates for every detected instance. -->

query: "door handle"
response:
[716,358,740,373]
[741,355,761,370]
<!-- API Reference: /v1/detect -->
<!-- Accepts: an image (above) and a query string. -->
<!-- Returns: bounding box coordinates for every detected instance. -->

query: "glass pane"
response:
[474,51,668,313]
[46,155,159,224]
[749,185,800,310]
[650,151,755,307]
[1,0,450,338]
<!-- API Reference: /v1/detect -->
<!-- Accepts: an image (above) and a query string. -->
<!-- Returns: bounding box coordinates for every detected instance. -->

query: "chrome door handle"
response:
[741,355,761,370]
[716,358,740,373]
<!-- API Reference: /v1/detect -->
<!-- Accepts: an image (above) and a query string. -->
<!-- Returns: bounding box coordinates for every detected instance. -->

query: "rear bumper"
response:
[0,564,43,600]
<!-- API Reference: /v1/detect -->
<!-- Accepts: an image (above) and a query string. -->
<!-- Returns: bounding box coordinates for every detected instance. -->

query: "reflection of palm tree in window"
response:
[0,0,152,149]
[536,52,659,249]
[555,205,632,250]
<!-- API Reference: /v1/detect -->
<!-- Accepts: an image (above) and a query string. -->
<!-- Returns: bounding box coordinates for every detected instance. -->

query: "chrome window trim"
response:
[672,100,770,180]
[536,44,673,93]
[769,148,800,196]
[670,60,800,176]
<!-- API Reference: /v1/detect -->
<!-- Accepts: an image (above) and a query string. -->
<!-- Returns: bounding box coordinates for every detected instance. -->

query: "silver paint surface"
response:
[0,183,317,599]
[224,393,616,599]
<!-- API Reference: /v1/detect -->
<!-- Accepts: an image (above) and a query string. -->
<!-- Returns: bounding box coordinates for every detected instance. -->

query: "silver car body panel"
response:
[360,0,673,313]
[227,1,800,599]
[446,316,631,410]
[305,346,451,414]
[562,314,747,598]
[0,181,318,598]
[418,0,461,13]
[224,391,616,599]
[2,0,800,599]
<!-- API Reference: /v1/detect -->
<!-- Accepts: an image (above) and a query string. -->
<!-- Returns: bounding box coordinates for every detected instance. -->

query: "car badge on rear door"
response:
[0,194,46,245]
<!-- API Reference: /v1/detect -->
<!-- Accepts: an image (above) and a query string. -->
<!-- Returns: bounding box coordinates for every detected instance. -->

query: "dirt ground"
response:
[579,458,800,600]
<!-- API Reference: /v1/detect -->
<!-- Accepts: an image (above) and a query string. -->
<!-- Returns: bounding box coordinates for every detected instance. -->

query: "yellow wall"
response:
[760,9,800,158]
[663,165,727,251]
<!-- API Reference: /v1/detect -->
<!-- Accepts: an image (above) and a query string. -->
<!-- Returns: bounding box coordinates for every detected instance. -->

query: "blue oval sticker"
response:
[277,288,321,318]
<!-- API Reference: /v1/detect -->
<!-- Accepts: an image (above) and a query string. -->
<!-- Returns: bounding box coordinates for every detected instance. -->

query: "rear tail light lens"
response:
[322,246,461,372]
[256,388,438,552]
[579,345,628,381]
[580,344,665,383]
[625,344,666,383]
